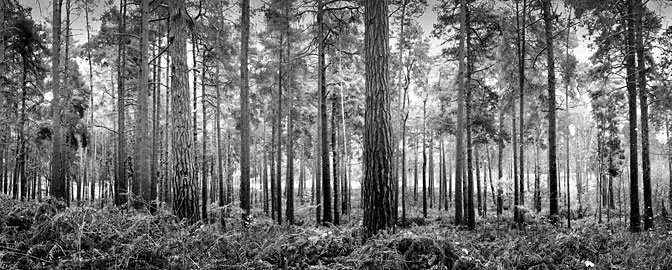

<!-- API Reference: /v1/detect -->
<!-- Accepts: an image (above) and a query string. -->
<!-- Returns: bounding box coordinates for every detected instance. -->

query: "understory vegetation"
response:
[2,195,671,270]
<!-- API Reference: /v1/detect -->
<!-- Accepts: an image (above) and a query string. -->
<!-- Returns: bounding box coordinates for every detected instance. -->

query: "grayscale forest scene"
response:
[1,0,672,269]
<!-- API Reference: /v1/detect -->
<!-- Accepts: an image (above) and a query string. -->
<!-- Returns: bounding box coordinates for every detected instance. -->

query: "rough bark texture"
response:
[318,0,332,225]
[240,0,251,221]
[134,0,151,208]
[465,6,475,230]
[363,0,394,237]
[422,98,427,218]
[624,0,640,233]
[635,0,652,230]
[543,0,558,219]
[275,29,283,225]
[286,8,295,223]
[454,0,467,225]
[115,0,127,207]
[201,53,208,221]
[170,0,198,223]
[518,0,526,218]
[332,94,340,224]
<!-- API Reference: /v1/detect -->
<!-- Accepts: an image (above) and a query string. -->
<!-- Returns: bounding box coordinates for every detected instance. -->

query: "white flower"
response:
[583,260,594,267]
[461,248,469,255]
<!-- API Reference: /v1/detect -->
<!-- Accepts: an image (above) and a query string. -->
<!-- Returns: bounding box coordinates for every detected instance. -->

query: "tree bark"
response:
[422,97,428,218]
[465,6,475,229]
[134,0,151,209]
[115,0,127,207]
[240,0,251,222]
[318,0,332,225]
[332,92,340,224]
[275,28,284,225]
[635,0,652,230]
[543,0,559,220]
[454,0,467,225]
[201,50,208,221]
[285,5,295,223]
[170,0,198,223]
[363,0,394,236]
[624,0,640,233]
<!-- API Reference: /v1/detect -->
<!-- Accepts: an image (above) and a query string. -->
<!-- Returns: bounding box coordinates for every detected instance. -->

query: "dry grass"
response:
[1,195,671,269]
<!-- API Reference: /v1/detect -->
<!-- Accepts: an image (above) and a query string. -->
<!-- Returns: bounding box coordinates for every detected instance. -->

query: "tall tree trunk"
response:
[454,0,467,225]
[476,146,482,216]
[152,34,161,210]
[465,6,475,230]
[429,131,435,209]
[85,0,95,203]
[668,116,672,209]
[239,0,251,222]
[115,0,128,207]
[270,118,277,219]
[163,17,171,206]
[624,1,641,232]
[17,61,27,200]
[565,11,572,229]
[318,0,332,225]
[286,11,295,224]
[497,111,504,215]
[134,0,151,209]
[216,65,226,222]
[414,129,419,202]
[534,132,541,212]
[275,29,284,225]
[262,119,268,213]
[543,0,559,220]
[332,93,340,224]
[518,0,526,220]
[635,0,652,230]
[340,78,350,215]
[363,0,394,236]
[422,97,428,218]
[201,51,208,221]
[170,0,198,223]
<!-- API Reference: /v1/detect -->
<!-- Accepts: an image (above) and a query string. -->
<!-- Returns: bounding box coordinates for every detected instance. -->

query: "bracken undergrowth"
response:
[1,195,671,269]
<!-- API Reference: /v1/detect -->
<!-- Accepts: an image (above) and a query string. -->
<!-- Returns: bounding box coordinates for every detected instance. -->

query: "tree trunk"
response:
[363,0,394,236]
[476,145,482,216]
[201,50,208,221]
[216,65,225,222]
[275,28,284,225]
[285,7,295,223]
[635,0,652,230]
[422,97,428,218]
[454,0,467,225]
[497,111,504,215]
[465,6,475,230]
[270,119,277,219]
[543,0,559,220]
[163,22,171,205]
[85,0,96,203]
[332,93,340,224]
[429,131,435,209]
[414,129,419,202]
[668,116,672,209]
[517,0,527,222]
[623,1,641,232]
[318,0,332,225]
[115,0,127,207]
[134,0,151,209]
[17,61,27,200]
[240,0,251,222]
[170,0,198,223]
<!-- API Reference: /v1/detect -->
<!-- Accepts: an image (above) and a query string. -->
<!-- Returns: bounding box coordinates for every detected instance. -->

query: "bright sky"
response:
[19,0,672,65]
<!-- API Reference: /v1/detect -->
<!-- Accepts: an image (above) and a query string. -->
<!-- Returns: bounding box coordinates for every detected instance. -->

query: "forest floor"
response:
[1,194,672,270]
